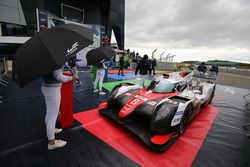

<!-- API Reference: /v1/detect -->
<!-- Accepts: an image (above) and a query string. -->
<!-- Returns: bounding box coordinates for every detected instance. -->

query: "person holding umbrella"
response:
[13,24,95,150]
[42,68,74,150]
[93,58,114,95]
[86,47,115,95]
[93,61,106,94]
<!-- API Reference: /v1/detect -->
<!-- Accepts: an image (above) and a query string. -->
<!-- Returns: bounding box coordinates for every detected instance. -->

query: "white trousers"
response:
[140,75,148,87]
[94,69,105,91]
[41,86,61,140]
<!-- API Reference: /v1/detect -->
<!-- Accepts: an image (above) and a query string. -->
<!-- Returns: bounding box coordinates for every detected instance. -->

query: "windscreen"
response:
[148,80,176,93]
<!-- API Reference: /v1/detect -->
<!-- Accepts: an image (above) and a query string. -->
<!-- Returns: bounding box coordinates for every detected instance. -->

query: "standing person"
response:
[209,64,219,79]
[135,54,151,87]
[197,62,207,78]
[151,58,157,75]
[91,65,97,82]
[148,59,152,75]
[93,67,105,95]
[135,52,139,62]
[127,49,130,55]
[104,35,109,47]
[118,54,125,76]
[104,55,115,81]
[210,64,219,74]
[41,68,74,150]
[93,60,110,95]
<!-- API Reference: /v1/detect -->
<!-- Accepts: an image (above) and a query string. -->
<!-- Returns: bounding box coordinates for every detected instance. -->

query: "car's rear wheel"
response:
[178,104,192,135]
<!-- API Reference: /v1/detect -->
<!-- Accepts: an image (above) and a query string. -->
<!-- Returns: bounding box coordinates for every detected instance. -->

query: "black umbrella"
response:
[13,23,94,87]
[86,47,115,67]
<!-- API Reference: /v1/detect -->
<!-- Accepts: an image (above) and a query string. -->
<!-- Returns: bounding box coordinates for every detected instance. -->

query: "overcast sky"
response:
[124,0,250,63]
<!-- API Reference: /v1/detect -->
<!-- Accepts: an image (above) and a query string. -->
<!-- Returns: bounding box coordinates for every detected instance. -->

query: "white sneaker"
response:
[48,139,67,150]
[94,89,99,93]
[99,91,106,95]
[55,128,62,134]
[76,81,83,85]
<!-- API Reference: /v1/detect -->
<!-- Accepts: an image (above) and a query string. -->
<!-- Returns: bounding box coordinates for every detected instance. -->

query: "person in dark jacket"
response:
[209,64,219,79]
[135,54,151,87]
[118,54,125,76]
[210,64,219,74]
[197,62,207,78]
[197,62,207,73]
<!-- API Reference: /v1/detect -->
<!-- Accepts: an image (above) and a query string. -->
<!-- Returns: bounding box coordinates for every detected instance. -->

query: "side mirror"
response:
[173,87,178,92]
[176,85,182,92]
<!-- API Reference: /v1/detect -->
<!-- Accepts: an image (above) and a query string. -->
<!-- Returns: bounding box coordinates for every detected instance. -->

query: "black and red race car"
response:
[99,71,216,151]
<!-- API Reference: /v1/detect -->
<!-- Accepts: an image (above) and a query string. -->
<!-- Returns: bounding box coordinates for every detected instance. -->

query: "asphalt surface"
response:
[216,72,250,89]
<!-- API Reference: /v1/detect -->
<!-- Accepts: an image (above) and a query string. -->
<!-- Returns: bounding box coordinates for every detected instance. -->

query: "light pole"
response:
[171,55,176,63]
[160,51,165,62]
[166,53,171,62]
[152,49,157,59]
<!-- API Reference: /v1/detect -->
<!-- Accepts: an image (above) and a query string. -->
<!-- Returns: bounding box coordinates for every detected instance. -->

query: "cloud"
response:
[125,0,250,62]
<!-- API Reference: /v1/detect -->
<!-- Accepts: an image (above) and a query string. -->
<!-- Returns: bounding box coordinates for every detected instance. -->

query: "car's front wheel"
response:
[178,104,192,135]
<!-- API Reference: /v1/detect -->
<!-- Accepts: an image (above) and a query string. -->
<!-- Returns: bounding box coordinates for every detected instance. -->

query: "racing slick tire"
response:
[178,104,192,135]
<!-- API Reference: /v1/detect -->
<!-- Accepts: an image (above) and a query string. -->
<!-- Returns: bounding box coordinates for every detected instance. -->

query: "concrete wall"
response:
[129,62,177,71]
[214,67,250,77]
[156,62,177,70]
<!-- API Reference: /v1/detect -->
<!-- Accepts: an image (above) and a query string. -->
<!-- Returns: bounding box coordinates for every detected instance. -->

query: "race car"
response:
[99,71,216,151]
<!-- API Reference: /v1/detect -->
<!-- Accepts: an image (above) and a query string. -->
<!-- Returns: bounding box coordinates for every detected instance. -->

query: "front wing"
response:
[99,107,179,151]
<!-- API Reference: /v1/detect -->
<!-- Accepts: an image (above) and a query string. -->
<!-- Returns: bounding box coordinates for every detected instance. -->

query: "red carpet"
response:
[74,104,219,167]
[108,69,135,74]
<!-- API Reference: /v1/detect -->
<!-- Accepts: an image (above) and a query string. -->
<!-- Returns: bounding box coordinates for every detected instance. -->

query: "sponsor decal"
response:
[121,105,131,112]
[120,103,132,110]
[172,118,181,123]
[134,95,148,101]
[171,111,183,126]
[147,101,157,106]
[174,111,184,115]
[130,98,141,105]
[168,100,178,105]
[66,42,79,56]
